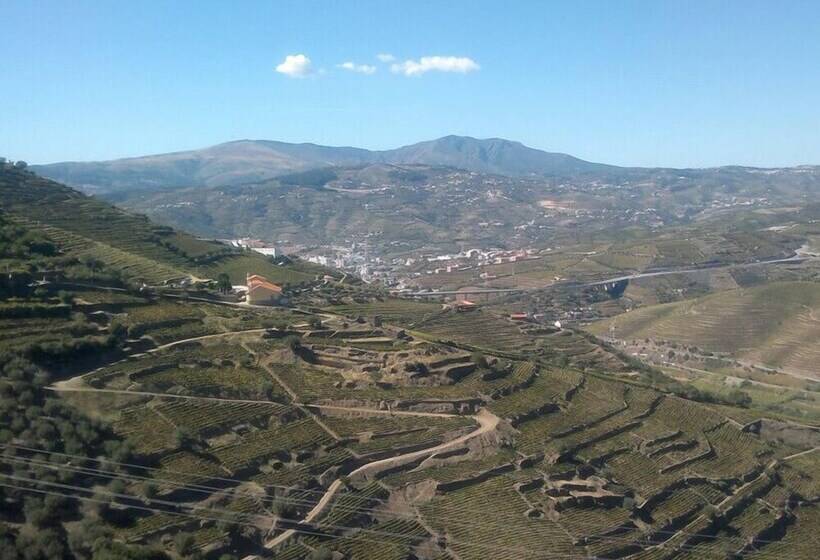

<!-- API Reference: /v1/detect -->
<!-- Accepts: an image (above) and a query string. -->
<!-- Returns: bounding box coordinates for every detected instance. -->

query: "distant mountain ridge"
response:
[32,135,614,193]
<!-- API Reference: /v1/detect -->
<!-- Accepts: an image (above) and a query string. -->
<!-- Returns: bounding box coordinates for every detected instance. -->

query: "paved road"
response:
[658,361,819,393]
[585,254,814,287]
[405,253,816,298]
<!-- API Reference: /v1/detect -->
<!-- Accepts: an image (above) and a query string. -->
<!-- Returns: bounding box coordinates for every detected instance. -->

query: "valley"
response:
[4,2,819,558]
[1,159,819,559]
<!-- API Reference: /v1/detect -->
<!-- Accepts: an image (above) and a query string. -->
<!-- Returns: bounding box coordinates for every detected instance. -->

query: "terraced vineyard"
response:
[19,283,820,560]
[327,299,443,327]
[412,308,537,354]
[0,166,318,285]
[3,165,817,559]
[590,281,820,378]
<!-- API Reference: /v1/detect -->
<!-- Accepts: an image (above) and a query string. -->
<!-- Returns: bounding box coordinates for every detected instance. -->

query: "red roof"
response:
[247,274,282,294]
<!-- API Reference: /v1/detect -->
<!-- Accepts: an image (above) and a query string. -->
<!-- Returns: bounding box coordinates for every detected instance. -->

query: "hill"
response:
[0,164,322,285]
[589,282,820,380]
[103,160,819,263]
[1,162,818,560]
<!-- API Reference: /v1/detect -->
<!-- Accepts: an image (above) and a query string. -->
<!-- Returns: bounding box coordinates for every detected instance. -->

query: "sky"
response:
[1,0,819,167]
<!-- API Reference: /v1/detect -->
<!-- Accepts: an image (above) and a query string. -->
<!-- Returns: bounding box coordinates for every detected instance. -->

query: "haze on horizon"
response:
[2,0,819,168]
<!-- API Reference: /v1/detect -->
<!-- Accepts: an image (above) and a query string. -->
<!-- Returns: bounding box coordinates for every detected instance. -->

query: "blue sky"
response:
[1,0,818,167]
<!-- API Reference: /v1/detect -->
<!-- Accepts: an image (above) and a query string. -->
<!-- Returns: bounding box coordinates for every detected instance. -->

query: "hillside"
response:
[32,140,378,193]
[5,275,819,559]
[589,282,820,380]
[106,161,819,263]
[0,165,321,285]
[32,135,820,200]
[1,163,817,559]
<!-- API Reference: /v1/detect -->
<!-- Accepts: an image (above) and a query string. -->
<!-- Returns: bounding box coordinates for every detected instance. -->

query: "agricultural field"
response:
[66,309,817,559]
[590,282,820,364]
[2,166,818,559]
[326,299,443,327]
[0,166,321,286]
[589,281,820,415]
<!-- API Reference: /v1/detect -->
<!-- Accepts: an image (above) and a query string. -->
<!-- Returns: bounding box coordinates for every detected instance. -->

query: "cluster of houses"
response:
[400,248,543,277]
[225,238,278,257]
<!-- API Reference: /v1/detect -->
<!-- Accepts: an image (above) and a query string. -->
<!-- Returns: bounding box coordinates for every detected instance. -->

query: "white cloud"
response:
[390,56,480,77]
[275,54,312,78]
[376,53,395,63]
[338,61,377,75]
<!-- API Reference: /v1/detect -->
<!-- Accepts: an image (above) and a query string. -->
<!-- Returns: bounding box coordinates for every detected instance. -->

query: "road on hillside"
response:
[584,253,815,287]
[264,408,499,549]
[403,253,817,298]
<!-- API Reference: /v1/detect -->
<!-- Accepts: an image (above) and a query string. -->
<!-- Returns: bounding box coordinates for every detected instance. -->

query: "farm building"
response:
[246,273,282,305]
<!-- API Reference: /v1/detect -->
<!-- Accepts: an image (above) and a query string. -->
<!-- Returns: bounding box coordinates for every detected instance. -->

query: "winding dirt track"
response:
[264,408,500,550]
[52,327,272,389]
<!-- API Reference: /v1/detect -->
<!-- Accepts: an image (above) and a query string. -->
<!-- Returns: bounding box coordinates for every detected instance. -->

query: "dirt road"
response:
[264,408,499,549]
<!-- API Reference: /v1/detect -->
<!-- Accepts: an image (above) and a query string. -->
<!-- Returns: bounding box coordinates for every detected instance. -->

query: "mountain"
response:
[32,136,613,193]
[31,140,374,193]
[383,135,613,176]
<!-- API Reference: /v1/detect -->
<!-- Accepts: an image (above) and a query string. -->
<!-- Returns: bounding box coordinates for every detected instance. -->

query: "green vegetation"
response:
[1,166,817,559]
[0,165,317,286]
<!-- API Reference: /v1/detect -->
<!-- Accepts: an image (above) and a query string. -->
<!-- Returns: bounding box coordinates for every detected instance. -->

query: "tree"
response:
[260,380,275,400]
[58,291,74,305]
[141,482,158,502]
[15,527,65,560]
[108,318,129,342]
[727,390,752,408]
[216,273,232,294]
[173,533,195,557]
[68,518,112,560]
[272,498,296,519]
[92,541,170,560]
[173,427,199,451]
[81,256,103,279]
[284,335,301,352]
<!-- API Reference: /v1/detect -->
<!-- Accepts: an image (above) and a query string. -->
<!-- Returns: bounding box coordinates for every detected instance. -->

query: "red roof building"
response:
[246,273,282,304]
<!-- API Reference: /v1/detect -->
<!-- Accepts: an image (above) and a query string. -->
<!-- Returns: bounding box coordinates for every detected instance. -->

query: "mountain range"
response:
[33,136,615,193]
